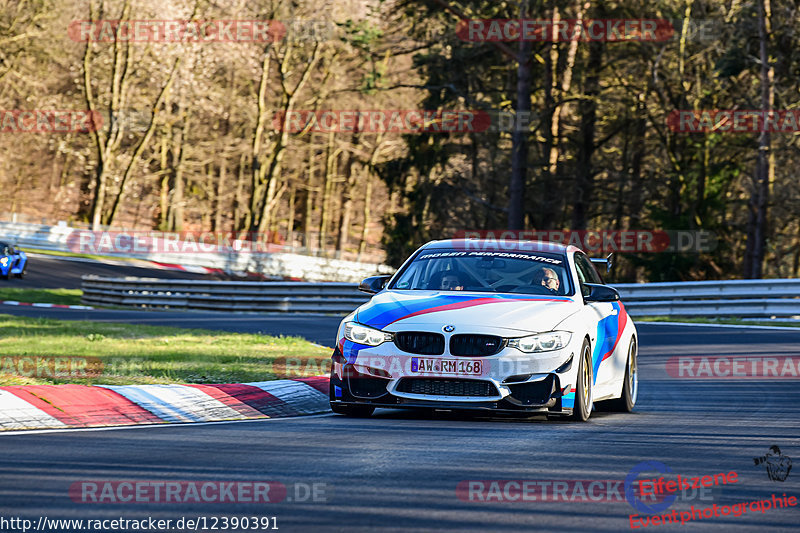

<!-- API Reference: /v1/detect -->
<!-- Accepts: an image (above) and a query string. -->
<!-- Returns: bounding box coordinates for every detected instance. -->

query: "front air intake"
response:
[449,334,505,356]
[394,332,445,355]
[396,378,498,397]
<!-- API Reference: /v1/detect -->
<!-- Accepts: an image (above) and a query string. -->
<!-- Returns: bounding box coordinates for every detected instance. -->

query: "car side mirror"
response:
[590,253,614,274]
[358,275,391,294]
[582,283,620,303]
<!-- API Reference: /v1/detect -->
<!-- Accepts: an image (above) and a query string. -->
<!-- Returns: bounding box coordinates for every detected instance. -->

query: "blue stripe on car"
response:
[591,302,623,383]
[341,340,372,364]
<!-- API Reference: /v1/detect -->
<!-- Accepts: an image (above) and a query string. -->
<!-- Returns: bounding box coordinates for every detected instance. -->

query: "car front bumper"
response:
[328,346,576,416]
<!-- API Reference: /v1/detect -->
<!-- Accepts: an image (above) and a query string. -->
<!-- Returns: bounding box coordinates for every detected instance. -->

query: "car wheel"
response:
[572,338,593,422]
[606,337,638,412]
[330,403,375,417]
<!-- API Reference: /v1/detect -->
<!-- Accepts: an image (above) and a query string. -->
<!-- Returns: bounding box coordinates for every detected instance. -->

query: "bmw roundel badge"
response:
[443,325,455,333]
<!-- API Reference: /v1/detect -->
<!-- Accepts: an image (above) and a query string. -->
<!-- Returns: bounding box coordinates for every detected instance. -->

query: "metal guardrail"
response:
[81,276,800,317]
[81,276,370,313]
[616,279,800,318]
[0,220,392,282]
[615,279,800,300]
[0,221,73,254]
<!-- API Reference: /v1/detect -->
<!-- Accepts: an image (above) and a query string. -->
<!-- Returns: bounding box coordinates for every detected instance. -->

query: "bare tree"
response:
[744,0,774,278]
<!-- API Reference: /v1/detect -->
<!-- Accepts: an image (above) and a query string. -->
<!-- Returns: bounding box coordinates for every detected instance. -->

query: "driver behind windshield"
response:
[532,267,560,294]
[429,271,464,291]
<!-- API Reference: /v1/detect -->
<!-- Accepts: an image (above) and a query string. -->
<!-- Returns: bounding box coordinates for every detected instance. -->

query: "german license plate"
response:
[411,358,482,375]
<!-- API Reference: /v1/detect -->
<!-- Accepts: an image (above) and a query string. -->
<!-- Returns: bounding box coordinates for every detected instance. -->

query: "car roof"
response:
[421,239,581,254]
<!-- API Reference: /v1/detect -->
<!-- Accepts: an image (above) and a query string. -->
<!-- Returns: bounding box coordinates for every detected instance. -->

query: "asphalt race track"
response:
[0,323,798,532]
[7,254,211,289]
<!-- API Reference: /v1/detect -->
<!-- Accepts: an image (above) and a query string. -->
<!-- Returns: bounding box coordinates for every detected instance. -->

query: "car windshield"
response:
[390,249,573,296]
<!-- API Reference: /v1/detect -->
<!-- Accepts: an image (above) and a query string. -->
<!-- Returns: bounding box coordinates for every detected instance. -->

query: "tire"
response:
[606,338,638,412]
[572,338,593,422]
[330,403,375,417]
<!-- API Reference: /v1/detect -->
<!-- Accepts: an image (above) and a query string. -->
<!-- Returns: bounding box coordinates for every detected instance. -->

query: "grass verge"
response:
[636,316,800,328]
[0,314,331,386]
[0,288,83,306]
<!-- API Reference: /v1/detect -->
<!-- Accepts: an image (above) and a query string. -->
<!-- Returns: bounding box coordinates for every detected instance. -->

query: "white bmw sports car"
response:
[329,240,638,421]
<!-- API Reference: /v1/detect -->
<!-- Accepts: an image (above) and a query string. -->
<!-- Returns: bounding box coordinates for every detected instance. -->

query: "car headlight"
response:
[0,257,7,266]
[344,322,392,347]
[508,331,572,353]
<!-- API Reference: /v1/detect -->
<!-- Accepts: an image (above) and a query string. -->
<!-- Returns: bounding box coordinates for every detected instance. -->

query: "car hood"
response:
[355,290,580,335]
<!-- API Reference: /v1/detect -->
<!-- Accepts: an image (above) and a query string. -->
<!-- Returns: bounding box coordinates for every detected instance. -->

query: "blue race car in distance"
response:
[0,242,27,279]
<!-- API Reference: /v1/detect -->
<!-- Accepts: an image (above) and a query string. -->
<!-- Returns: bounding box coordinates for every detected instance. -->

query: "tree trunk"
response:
[84,0,137,229]
[233,152,246,232]
[337,196,352,257]
[358,173,373,260]
[337,121,363,256]
[508,0,532,230]
[793,223,800,277]
[257,42,322,236]
[83,1,108,230]
[213,160,226,232]
[572,37,603,230]
[158,131,170,230]
[105,56,180,226]
[358,135,383,259]
[628,93,647,229]
[304,188,315,250]
[304,137,317,250]
[541,0,586,227]
[319,130,338,252]
[744,0,774,279]
[167,112,189,232]
[247,44,272,233]
[287,183,296,249]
